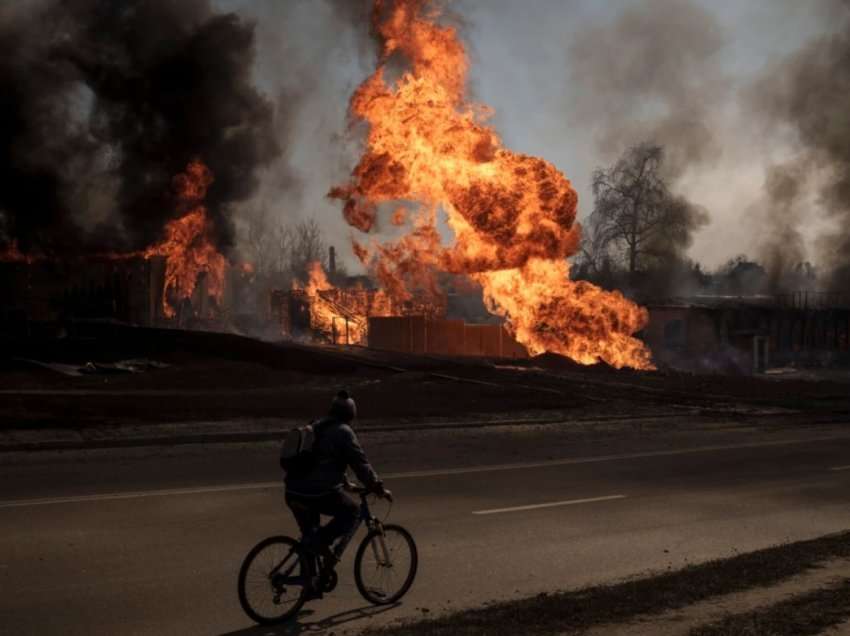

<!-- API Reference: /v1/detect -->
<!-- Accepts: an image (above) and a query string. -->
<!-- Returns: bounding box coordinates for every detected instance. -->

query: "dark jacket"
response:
[284,416,380,496]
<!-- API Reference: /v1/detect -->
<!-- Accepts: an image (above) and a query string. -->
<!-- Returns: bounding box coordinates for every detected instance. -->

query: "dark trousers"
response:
[285,490,359,550]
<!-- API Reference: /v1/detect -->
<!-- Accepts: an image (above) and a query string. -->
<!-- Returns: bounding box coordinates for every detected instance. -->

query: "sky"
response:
[216,0,844,272]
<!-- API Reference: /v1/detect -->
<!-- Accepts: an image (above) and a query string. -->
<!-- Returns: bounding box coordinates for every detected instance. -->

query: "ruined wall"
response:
[0,257,165,331]
[646,301,850,372]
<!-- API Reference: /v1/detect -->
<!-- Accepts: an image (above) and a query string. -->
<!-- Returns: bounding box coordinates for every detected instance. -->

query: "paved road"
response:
[1,427,850,635]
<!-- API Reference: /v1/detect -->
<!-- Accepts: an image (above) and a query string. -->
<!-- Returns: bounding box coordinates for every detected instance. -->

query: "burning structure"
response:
[270,260,527,357]
[270,263,397,346]
[1,0,656,370]
[1,161,234,333]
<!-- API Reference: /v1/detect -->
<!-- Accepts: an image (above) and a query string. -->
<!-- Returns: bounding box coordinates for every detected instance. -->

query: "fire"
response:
[330,0,653,369]
[1,161,226,322]
[293,261,395,345]
[144,160,226,318]
[0,240,33,263]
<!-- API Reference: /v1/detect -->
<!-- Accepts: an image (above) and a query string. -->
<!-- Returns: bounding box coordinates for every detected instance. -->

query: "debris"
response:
[17,358,170,377]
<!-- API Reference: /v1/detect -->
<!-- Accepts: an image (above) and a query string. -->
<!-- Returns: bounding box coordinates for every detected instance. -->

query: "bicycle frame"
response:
[333,493,390,563]
[269,491,391,582]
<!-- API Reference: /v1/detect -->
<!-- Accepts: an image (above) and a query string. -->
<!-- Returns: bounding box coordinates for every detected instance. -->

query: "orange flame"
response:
[1,161,227,323]
[293,261,397,345]
[0,240,33,264]
[144,160,226,318]
[330,0,653,369]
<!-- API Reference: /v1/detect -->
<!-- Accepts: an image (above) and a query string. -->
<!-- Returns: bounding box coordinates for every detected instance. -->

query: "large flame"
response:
[144,160,226,318]
[330,0,653,369]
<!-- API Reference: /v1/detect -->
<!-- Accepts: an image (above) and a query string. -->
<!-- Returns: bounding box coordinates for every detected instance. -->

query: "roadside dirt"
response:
[2,326,848,431]
[359,531,850,636]
[583,558,850,635]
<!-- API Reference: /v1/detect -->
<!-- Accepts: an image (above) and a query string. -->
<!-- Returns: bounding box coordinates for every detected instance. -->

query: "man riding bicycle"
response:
[284,390,391,594]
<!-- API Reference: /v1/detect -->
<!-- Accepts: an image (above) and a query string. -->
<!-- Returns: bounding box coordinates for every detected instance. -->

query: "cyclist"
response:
[284,390,391,593]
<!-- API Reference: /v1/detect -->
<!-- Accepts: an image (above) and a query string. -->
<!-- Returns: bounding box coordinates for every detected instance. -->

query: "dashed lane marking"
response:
[472,495,627,515]
[2,434,850,508]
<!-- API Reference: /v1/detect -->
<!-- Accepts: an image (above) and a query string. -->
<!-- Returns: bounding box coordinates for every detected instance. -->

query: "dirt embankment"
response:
[1,325,848,430]
[362,531,850,636]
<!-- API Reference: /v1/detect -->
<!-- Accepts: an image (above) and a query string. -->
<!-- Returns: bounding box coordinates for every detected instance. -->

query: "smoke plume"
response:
[568,0,728,174]
[752,1,850,291]
[0,0,279,257]
[752,162,809,291]
[567,0,726,298]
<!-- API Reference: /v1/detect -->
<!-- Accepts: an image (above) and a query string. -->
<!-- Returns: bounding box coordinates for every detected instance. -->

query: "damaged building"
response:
[644,292,850,373]
[269,275,528,358]
[0,257,255,334]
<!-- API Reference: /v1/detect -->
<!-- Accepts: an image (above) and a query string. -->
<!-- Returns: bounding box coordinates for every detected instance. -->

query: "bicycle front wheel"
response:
[238,536,310,624]
[354,524,418,605]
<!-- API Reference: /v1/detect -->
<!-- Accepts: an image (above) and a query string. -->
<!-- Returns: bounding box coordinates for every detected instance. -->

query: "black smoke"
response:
[0,0,279,257]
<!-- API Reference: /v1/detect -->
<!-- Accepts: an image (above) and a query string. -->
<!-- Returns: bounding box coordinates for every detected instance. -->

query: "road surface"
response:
[1,423,850,635]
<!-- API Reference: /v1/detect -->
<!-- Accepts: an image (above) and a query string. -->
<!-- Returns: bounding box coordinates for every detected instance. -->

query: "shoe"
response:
[304,575,323,601]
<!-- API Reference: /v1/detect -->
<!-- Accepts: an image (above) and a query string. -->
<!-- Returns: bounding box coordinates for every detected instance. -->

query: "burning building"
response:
[2,1,657,371]
[0,161,235,334]
[269,260,527,357]
[271,261,445,346]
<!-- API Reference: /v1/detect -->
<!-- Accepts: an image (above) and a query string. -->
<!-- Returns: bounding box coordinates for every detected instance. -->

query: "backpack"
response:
[279,419,329,477]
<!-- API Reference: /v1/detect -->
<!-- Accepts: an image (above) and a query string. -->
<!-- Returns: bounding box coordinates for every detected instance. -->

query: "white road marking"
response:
[384,434,850,479]
[0,483,282,509]
[1,434,849,508]
[472,495,626,515]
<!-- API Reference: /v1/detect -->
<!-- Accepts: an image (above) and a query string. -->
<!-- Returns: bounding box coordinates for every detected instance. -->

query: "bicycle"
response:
[237,485,418,625]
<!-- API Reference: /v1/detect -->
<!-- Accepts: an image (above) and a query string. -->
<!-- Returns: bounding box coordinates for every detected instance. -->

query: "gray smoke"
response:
[752,162,809,292]
[751,0,850,292]
[0,0,280,257]
[228,0,376,261]
[570,0,723,297]
[568,0,728,175]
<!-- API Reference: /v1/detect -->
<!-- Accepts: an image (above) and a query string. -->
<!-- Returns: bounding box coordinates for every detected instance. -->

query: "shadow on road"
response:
[220,603,401,635]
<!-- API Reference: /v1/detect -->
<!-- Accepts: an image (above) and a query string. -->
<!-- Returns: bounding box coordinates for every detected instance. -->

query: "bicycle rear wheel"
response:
[238,536,310,624]
[354,524,418,605]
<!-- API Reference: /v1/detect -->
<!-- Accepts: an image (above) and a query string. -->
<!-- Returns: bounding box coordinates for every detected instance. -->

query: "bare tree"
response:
[241,214,334,283]
[590,143,667,278]
[243,209,276,275]
[589,143,708,283]
[272,220,292,275]
[287,218,328,281]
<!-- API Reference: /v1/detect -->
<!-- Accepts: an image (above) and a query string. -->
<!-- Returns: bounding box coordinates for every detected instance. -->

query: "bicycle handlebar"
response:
[347,483,393,502]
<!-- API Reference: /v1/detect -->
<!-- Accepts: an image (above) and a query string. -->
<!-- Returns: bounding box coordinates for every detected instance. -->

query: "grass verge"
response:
[362,530,850,636]
[689,578,850,636]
